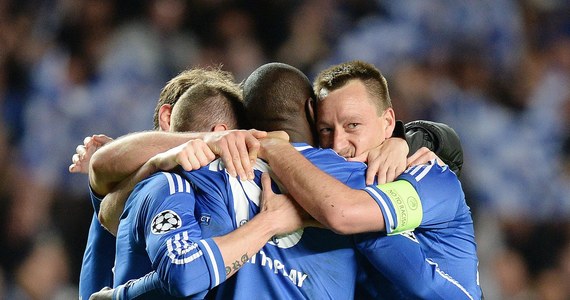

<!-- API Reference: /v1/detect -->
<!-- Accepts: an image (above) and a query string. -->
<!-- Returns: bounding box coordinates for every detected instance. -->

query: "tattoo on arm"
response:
[232,261,242,271]
[225,253,250,276]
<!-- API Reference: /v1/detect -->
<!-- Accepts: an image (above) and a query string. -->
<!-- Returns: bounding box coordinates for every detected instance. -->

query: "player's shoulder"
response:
[293,143,333,158]
[400,160,460,188]
[178,162,230,193]
[133,172,195,221]
[293,143,352,163]
[299,145,368,173]
[136,171,193,198]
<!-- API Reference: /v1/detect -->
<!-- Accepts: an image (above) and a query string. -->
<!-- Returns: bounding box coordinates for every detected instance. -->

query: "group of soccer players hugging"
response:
[70,60,482,299]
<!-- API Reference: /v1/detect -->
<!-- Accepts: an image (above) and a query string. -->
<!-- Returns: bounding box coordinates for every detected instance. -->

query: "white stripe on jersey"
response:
[294,145,313,151]
[426,259,474,300]
[253,160,271,173]
[207,157,267,228]
[163,172,176,195]
[185,180,191,193]
[175,174,184,193]
[228,176,250,228]
[404,159,436,182]
[364,187,395,231]
[229,160,271,228]
[162,172,191,194]
[408,165,423,176]
[199,240,221,287]
[415,162,434,181]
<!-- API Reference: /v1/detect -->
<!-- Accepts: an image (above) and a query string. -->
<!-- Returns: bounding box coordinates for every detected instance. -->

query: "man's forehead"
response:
[320,88,373,109]
[318,97,375,122]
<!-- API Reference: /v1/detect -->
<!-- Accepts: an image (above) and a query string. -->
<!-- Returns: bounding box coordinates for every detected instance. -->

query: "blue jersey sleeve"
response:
[363,161,464,234]
[79,214,116,300]
[112,271,164,300]
[79,188,115,300]
[355,232,477,299]
[143,172,227,298]
[114,172,227,299]
[89,186,103,214]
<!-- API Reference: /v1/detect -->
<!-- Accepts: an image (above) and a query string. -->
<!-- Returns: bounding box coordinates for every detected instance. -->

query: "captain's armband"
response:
[366,180,423,235]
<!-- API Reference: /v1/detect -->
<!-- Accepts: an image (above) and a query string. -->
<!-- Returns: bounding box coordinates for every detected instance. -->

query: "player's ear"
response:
[381,107,396,138]
[306,96,320,145]
[306,97,316,122]
[211,124,229,132]
[158,104,173,131]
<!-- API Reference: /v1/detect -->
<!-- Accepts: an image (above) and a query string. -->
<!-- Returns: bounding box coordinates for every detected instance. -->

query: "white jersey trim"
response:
[199,239,220,287]
[404,159,436,182]
[364,186,395,232]
[426,259,474,300]
[162,172,191,195]
[163,172,176,195]
[294,145,313,151]
[415,162,434,182]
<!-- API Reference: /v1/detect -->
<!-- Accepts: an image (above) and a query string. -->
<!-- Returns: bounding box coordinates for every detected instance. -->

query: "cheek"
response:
[356,132,379,151]
[350,135,364,151]
[350,136,371,159]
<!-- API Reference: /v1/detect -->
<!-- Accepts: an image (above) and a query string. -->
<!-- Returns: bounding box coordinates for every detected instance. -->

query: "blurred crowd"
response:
[1,0,569,299]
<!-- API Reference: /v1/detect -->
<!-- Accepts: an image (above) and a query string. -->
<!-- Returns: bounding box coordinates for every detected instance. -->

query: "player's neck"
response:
[287,130,315,146]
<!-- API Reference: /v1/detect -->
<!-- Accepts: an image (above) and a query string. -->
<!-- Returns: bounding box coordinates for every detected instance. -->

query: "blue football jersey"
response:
[361,161,482,299]
[114,144,481,299]
[113,172,226,299]
[79,190,116,300]
[113,144,364,299]
[180,144,365,299]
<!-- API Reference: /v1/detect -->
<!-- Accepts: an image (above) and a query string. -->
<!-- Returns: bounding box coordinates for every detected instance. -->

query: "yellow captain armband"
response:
[376,180,423,235]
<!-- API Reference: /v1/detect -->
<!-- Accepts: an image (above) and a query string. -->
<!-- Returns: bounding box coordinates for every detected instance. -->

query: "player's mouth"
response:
[336,147,355,158]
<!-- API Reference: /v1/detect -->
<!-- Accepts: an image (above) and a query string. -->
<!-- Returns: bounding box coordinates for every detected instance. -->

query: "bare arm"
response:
[89,130,266,197]
[260,138,385,235]
[89,131,207,196]
[99,139,217,234]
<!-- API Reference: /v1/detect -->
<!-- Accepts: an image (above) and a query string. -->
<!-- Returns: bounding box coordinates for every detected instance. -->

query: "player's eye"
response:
[319,127,332,135]
[347,123,359,129]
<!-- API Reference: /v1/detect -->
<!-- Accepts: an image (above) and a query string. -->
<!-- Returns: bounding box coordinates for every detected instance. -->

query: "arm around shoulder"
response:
[89,130,210,196]
[260,139,385,235]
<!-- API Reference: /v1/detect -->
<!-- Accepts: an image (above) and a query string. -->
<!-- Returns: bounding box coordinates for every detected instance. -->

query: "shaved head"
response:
[242,63,316,144]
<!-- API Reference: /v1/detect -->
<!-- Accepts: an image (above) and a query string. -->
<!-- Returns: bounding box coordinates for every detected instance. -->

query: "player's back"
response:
[180,143,368,299]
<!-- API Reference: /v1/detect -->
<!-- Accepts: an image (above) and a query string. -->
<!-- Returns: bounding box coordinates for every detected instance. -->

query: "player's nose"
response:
[332,130,350,155]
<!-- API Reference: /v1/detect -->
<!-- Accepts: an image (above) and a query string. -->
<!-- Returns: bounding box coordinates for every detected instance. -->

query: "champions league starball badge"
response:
[151,210,182,234]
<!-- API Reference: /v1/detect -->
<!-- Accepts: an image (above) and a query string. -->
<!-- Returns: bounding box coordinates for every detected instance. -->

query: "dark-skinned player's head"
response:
[242,62,317,145]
